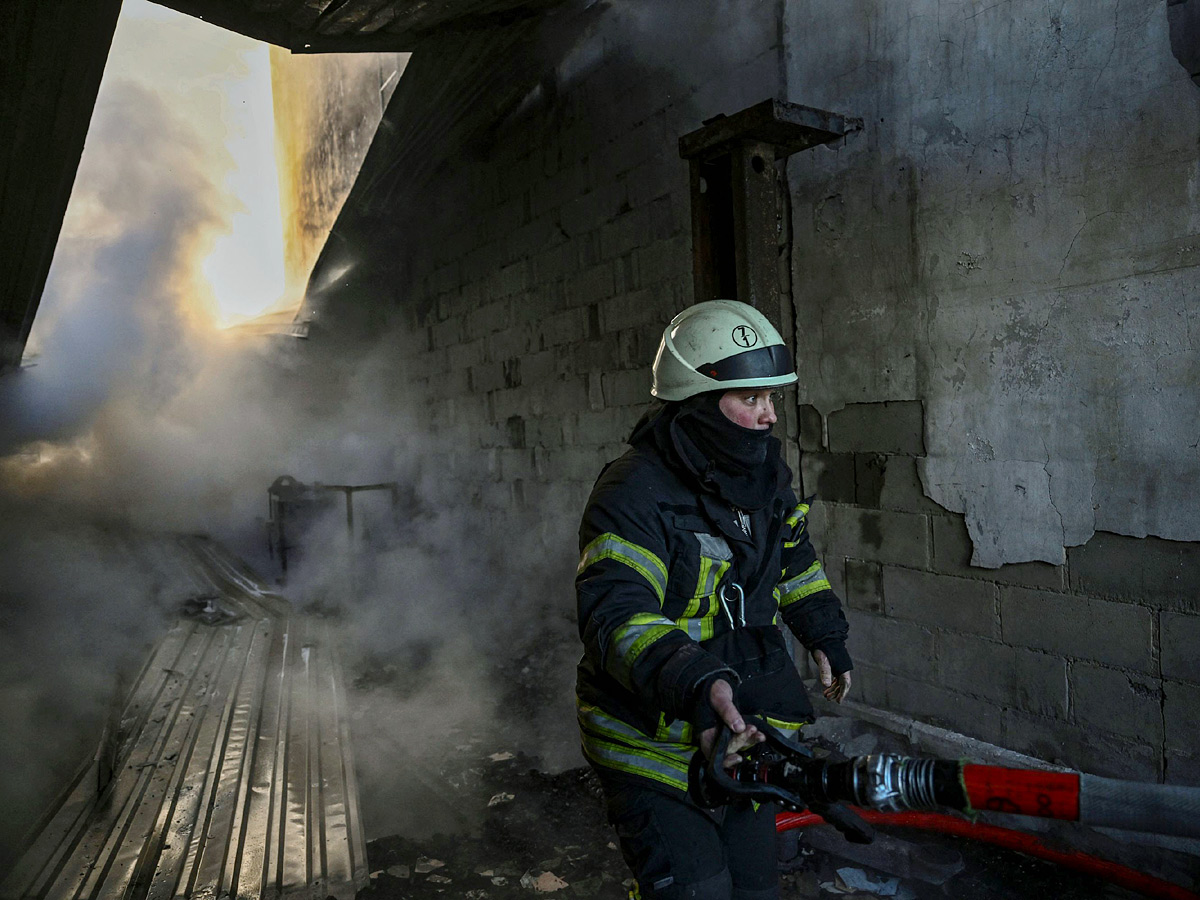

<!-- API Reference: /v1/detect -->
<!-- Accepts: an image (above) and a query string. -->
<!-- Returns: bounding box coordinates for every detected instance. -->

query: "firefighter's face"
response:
[719,389,778,430]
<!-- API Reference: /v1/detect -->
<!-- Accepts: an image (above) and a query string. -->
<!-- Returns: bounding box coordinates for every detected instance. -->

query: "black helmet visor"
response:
[699,344,794,382]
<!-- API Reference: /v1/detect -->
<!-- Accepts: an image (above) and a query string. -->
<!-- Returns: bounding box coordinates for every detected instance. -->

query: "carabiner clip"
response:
[718,581,745,629]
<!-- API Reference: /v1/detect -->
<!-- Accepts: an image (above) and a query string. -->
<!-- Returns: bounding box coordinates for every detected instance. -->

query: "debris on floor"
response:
[821,867,915,899]
[520,870,568,892]
[354,725,1198,900]
[360,749,629,899]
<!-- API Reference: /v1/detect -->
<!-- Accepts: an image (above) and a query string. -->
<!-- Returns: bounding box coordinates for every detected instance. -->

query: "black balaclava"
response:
[668,392,785,511]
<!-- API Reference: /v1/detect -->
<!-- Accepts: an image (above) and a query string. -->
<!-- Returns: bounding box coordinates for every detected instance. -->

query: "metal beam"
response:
[679,98,861,317]
[679,98,862,164]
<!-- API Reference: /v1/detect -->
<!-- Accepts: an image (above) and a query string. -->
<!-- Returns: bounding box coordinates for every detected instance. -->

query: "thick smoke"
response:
[0,15,266,863]
[0,2,578,864]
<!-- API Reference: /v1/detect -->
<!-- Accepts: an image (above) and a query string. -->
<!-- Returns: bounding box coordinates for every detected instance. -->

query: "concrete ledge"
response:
[805,688,1065,771]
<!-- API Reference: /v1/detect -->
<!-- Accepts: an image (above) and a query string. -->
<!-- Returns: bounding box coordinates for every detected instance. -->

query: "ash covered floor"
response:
[345,651,1195,900]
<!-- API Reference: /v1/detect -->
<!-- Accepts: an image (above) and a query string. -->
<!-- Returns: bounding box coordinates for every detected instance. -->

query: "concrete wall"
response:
[305,0,1200,784]
[786,0,1200,782]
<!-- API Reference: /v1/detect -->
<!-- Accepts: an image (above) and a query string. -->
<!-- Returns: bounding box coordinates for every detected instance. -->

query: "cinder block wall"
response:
[803,399,1200,783]
[379,4,788,553]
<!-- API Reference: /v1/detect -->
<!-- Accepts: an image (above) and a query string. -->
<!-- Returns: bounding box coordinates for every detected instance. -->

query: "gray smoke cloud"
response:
[0,4,580,866]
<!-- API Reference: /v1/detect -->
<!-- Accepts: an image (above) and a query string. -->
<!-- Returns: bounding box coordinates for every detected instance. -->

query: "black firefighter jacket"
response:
[575,408,852,796]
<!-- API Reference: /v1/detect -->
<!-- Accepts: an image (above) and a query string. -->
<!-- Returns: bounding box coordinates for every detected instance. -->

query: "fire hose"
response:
[689,717,1200,899]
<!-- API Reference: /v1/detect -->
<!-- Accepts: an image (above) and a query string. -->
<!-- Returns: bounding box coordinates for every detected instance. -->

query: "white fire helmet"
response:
[650,299,798,401]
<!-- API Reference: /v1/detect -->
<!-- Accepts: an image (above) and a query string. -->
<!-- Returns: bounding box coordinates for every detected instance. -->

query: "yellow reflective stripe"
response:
[654,712,693,744]
[779,561,831,608]
[578,702,693,791]
[579,701,649,743]
[763,717,809,739]
[682,618,705,641]
[679,558,728,639]
[684,558,710,620]
[784,501,810,549]
[578,533,668,603]
[580,737,690,792]
[785,501,810,528]
[611,613,679,682]
[678,557,727,641]
[692,557,713,612]
[679,598,722,640]
[579,702,694,753]
[692,557,728,601]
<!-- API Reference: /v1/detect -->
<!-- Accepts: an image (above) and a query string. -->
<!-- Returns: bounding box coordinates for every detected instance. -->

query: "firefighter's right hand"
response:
[699,679,764,770]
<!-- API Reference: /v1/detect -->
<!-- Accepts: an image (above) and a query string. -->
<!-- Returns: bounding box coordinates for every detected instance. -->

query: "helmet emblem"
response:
[732,325,758,348]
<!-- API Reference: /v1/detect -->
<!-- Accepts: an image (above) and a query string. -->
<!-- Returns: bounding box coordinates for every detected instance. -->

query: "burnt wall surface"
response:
[787,0,1200,784]
[304,0,1199,784]
[270,49,408,296]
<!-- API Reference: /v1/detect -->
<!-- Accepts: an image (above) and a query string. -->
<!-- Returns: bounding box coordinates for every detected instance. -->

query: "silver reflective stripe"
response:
[580,738,690,792]
[578,533,668,603]
[696,557,728,599]
[658,717,691,743]
[785,502,811,547]
[679,600,721,642]
[578,703,692,791]
[610,613,678,683]
[779,561,830,606]
[695,532,733,560]
[578,702,648,743]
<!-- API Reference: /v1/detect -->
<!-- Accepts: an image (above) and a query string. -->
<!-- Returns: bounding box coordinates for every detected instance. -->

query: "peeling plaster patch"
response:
[967,433,995,461]
[920,458,1066,567]
[1045,459,1097,549]
[789,0,1200,565]
[956,251,983,273]
[919,267,1200,563]
[1095,452,1200,540]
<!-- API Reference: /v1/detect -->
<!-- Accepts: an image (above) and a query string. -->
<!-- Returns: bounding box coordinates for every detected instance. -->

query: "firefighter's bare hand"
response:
[699,679,763,770]
[812,649,852,703]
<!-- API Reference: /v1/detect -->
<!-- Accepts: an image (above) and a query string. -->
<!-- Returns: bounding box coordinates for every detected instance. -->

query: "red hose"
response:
[776,810,1199,900]
[963,764,1081,819]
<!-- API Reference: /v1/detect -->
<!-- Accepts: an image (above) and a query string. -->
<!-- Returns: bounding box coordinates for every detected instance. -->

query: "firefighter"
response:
[575,299,852,900]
